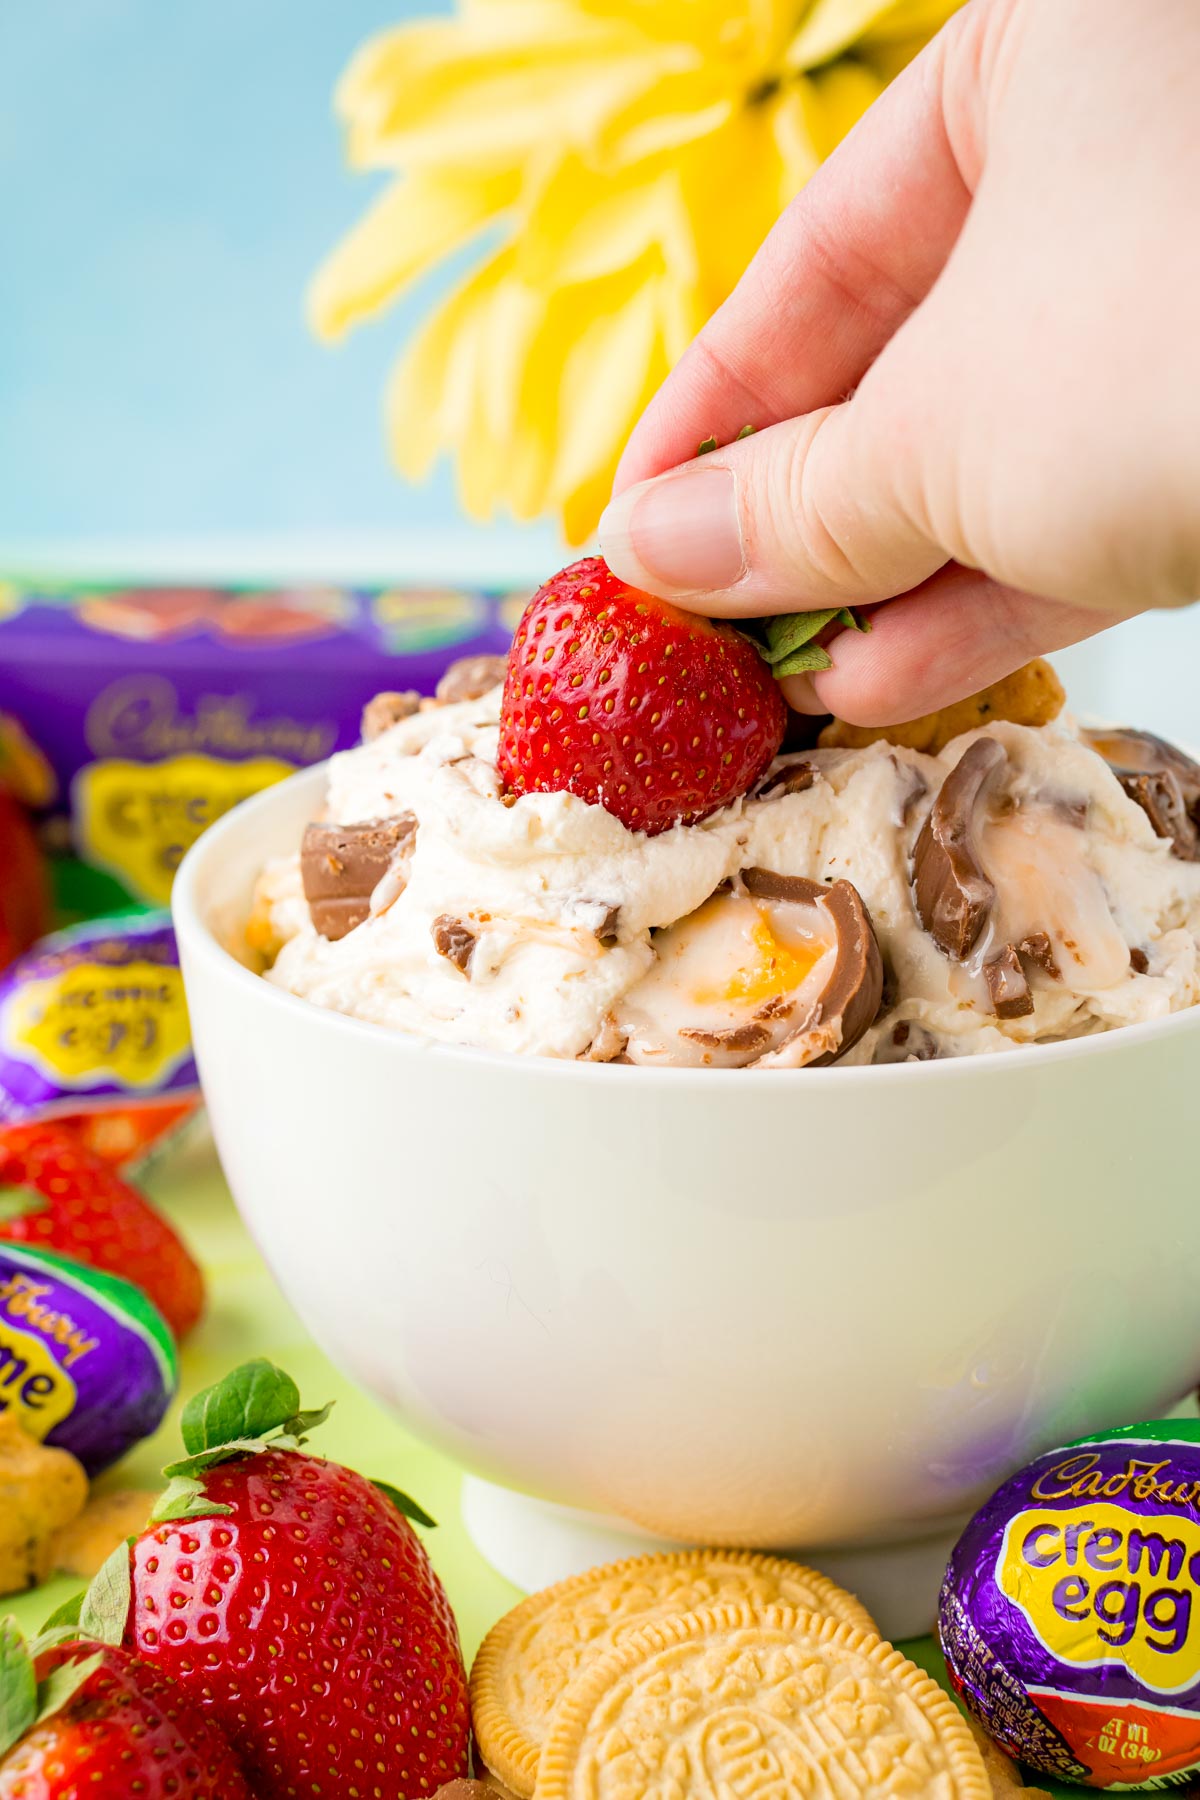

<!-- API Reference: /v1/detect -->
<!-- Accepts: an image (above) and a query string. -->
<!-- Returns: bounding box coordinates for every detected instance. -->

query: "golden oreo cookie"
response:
[470,1549,875,1797]
[535,1603,990,1800]
[819,658,1066,757]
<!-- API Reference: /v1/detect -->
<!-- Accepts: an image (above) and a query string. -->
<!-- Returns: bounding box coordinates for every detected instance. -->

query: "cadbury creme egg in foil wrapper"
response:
[0,1242,177,1474]
[939,1421,1200,1788]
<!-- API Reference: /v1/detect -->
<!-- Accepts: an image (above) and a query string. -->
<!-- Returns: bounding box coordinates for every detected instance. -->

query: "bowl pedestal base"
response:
[461,1475,959,1641]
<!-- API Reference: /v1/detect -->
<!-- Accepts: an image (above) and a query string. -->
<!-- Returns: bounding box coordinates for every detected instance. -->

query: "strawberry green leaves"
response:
[156,1358,439,1542]
[149,1475,234,1526]
[181,1359,301,1455]
[165,1360,336,1485]
[372,1480,437,1530]
[0,1618,36,1758]
[78,1542,132,1648]
[697,425,756,455]
[757,606,871,678]
[30,1651,104,1728]
[36,1594,83,1646]
[0,1618,104,1761]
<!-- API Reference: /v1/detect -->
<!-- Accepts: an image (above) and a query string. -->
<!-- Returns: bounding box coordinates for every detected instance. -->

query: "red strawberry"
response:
[0,793,48,972]
[0,1122,205,1340]
[121,1360,470,1799]
[0,1639,252,1799]
[498,555,787,835]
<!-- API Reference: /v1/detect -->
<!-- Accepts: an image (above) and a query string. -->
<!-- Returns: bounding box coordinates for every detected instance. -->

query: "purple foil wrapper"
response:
[0,580,521,905]
[0,1243,177,1474]
[940,1422,1200,1788]
[0,914,197,1124]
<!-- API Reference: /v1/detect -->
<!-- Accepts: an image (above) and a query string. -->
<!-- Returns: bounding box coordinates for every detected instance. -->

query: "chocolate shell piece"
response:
[361,691,422,742]
[984,945,1034,1019]
[740,869,884,1068]
[301,815,417,941]
[912,738,1007,958]
[756,760,816,799]
[1082,726,1200,860]
[1018,931,1062,982]
[614,870,882,1069]
[432,915,477,975]
[436,653,509,705]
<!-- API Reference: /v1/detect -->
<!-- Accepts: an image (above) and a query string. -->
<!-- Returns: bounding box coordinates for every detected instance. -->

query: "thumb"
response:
[597,348,948,618]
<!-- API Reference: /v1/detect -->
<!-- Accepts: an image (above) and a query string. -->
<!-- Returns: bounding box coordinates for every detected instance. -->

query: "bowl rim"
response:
[173,759,1200,1090]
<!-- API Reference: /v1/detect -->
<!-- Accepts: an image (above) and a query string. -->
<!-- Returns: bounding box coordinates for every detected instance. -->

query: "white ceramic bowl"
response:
[174,764,1200,1632]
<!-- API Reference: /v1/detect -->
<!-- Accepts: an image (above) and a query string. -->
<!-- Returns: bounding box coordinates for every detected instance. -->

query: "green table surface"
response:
[5,1142,1072,1794]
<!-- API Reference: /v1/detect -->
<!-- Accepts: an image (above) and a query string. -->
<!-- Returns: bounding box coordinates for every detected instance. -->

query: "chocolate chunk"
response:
[1083,726,1200,860]
[984,945,1034,1019]
[1120,769,1198,860]
[891,757,929,824]
[435,654,509,705]
[301,815,417,941]
[361,691,422,742]
[431,1784,495,1800]
[432,915,476,975]
[756,760,816,799]
[873,1021,940,1064]
[1130,946,1150,974]
[1018,931,1062,982]
[912,738,1007,959]
[741,868,884,1067]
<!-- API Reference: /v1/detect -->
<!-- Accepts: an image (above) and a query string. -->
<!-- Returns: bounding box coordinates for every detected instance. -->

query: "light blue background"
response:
[0,0,514,548]
[0,3,1194,726]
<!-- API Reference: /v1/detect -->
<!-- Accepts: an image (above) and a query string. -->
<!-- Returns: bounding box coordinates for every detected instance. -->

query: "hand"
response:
[598,0,1200,724]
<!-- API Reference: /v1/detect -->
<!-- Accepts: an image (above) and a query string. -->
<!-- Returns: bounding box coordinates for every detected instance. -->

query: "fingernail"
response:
[599,466,746,596]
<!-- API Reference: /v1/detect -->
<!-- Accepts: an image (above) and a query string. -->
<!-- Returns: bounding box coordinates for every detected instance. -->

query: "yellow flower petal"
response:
[794,57,887,161]
[517,151,699,290]
[321,0,962,540]
[309,166,518,341]
[337,17,664,171]
[557,282,674,543]
[386,252,511,481]
[860,0,964,46]
[682,104,796,306]
[591,61,733,166]
[787,0,958,72]
[549,267,665,503]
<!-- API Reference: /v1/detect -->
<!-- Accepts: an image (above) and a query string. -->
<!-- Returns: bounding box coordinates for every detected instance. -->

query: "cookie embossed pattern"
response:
[536,1604,991,1800]
[470,1550,876,1795]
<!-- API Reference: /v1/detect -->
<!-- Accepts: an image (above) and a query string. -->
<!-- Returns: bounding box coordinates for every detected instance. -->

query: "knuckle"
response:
[772,415,869,595]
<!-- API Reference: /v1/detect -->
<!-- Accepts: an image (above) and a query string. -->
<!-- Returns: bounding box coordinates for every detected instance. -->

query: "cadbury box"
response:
[0,578,524,907]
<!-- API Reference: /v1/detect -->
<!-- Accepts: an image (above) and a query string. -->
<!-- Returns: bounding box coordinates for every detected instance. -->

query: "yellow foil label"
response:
[2,959,191,1091]
[998,1503,1200,1693]
[0,1317,77,1439]
[74,752,296,902]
